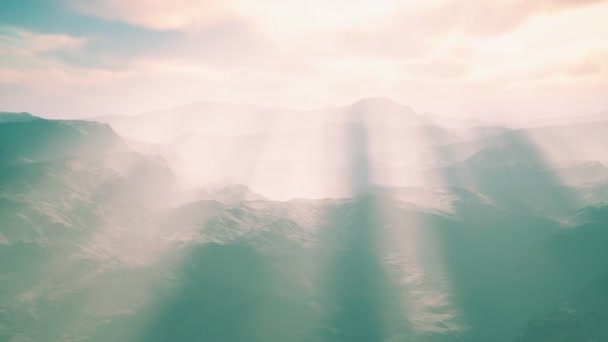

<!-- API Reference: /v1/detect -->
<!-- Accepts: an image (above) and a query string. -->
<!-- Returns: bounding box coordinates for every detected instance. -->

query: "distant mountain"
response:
[437,123,608,218]
[519,120,608,164]
[92,98,493,144]
[92,101,282,143]
[345,97,431,126]
[523,110,608,128]
[90,98,509,198]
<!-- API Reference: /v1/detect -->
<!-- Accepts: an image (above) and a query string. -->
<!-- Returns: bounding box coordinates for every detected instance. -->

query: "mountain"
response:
[0,114,128,163]
[92,101,283,143]
[2,107,608,341]
[517,273,608,342]
[517,206,608,341]
[523,110,608,128]
[0,111,37,123]
[345,97,431,126]
[0,114,181,341]
[91,98,508,198]
[92,98,492,144]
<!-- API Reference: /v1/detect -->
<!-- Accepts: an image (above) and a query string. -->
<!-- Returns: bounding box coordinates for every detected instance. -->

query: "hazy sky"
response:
[1,0,607,120]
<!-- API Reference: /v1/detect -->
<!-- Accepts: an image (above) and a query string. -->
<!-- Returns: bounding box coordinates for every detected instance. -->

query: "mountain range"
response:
[1,99,608,341]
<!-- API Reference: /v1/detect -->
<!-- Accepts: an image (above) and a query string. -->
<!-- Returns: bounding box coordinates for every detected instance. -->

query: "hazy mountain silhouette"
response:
[92,98,486,144]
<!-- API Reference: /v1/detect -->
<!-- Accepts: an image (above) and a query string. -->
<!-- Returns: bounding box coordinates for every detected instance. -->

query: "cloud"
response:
[0,0,607,119]
[402,60,470,79]
[74,0,601,37]
[566,62,601,77]
[424,0,605,37]
[0,26,87,76]
[54,19,269,70]
[68,0,237,31]
[0,26,84,55]
[67,0,407,33]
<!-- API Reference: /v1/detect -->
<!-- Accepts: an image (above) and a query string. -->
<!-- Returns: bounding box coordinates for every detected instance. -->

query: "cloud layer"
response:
[0,0,607,119]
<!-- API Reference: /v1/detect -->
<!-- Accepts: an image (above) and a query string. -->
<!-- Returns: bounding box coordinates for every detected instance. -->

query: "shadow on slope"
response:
[313,107,411,341]
[413,126,608,341]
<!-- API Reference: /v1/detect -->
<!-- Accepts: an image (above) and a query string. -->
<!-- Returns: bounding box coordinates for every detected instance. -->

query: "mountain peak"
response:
[349,97,402,109]
[345,97,423,125]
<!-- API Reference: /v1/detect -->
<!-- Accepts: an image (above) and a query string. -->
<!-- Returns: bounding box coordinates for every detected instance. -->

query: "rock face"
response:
[1,109,608,341]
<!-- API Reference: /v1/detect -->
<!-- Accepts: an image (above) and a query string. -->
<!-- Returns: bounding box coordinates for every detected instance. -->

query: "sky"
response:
[0,0,607,120]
